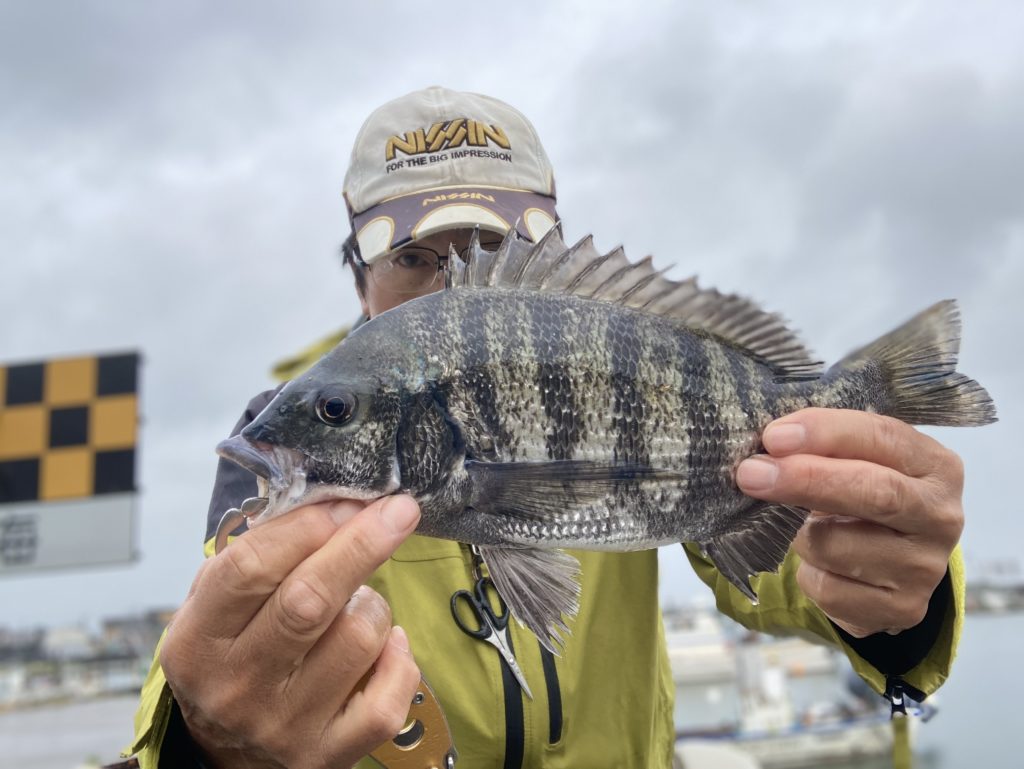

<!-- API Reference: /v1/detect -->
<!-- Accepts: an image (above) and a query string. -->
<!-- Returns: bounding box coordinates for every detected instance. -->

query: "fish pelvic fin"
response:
[699,502,808,603]
[836,299,997,427]
[479,545,581,655]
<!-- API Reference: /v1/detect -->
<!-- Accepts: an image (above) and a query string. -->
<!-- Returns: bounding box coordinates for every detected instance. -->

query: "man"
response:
[130,87,965,768]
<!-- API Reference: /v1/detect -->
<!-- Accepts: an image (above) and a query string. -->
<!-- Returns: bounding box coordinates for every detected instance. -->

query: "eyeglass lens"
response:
[369,239,504,294]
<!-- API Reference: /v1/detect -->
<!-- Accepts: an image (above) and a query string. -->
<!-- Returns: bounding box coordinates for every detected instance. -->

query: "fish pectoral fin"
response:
[698,502,808,604]
[479,545,582,655]
[466,459,681,521]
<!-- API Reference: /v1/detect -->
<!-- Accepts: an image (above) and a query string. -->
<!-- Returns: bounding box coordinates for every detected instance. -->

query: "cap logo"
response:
[420,192,496,207]
[385,119,511,161]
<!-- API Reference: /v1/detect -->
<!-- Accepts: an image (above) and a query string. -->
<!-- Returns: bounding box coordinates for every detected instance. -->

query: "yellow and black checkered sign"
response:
[0,352,139,504]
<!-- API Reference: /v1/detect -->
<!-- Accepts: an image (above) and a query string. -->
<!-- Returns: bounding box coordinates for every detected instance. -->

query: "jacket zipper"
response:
[884,675,926,718]
[538,644,563,743]
[885,676,908,717]
[500,628,525,769]
[460,545,525,768]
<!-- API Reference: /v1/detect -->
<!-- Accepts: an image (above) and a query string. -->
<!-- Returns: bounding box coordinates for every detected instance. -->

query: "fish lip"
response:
[216,435,312,521]
[216,435,285,487]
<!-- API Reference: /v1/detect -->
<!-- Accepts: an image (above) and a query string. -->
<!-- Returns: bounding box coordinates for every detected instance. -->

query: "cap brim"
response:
[352,186,558,264]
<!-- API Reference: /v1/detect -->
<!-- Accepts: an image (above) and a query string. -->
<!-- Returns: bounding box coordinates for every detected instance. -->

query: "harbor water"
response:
[1,613,1020,768]
[674,611,1021,768]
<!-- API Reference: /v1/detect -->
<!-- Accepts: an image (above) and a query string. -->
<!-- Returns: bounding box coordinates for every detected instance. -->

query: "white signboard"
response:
[0,493,136,574]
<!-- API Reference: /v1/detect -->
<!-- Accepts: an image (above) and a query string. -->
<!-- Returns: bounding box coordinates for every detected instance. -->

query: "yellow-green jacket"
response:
[127,330,964,767]
[129,534,962,768]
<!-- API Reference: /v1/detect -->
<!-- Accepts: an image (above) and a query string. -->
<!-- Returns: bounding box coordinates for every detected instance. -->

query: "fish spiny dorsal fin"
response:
[509,222,566,289]
[593,256,671,304]
[563,246,618,294]
[449,226,498,288]
[552,234,604,283]
[490,225,540,288]
[458,229,480,288]
[536,230,593,289]
[445,242,460,290]
[453,230,823,378]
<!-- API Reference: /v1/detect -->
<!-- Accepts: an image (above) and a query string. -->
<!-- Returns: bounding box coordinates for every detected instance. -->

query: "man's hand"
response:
[736,408,964,638]
[160,495,422,769]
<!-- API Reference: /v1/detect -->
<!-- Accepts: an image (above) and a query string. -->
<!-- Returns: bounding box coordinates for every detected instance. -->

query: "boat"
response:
[666,606,899,768]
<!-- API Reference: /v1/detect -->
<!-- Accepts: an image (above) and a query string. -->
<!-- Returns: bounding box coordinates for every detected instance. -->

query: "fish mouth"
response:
[216,435,312,525]
[216,436,285,486]
[215,435,390,526]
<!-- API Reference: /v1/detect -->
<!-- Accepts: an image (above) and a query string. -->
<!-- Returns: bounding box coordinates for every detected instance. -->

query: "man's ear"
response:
[353,278,372,318]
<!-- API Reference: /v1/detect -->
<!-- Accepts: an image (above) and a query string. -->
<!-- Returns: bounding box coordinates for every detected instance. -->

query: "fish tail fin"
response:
[835,300,996,427]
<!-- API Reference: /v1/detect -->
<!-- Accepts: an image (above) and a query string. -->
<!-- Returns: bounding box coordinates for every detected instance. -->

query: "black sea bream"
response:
[217,229,996,651]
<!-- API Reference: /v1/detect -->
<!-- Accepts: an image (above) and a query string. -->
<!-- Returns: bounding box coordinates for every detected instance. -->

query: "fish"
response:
[216,227,997,652]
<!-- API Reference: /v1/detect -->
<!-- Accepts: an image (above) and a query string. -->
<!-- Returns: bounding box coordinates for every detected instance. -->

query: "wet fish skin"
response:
[217,231,996,652]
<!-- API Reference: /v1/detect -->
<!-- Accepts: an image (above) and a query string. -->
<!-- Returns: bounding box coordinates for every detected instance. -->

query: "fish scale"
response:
[529,298,583,462]
[216,229,997,653]
[405,292,764,548]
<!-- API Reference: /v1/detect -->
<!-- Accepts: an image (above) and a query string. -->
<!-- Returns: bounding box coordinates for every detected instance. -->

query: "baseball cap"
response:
[343,86,559,264]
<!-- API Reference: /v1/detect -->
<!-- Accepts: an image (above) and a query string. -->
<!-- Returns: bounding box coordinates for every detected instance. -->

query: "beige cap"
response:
[343,86,558,263]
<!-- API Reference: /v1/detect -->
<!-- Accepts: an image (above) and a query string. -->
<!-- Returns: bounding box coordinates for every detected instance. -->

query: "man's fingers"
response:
[183,503,355,640]
[737,453,952,536]
[285,585,394,711]
[793,514,948,592]
[760,408,960,485]
[185,557,213,600]
[326,626,421,763]
[793,515,902,589]
[796,561,928,636]
[237,495,420,669]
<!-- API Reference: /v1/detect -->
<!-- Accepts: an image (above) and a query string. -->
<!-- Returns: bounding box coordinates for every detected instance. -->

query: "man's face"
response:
[357,228,504,318]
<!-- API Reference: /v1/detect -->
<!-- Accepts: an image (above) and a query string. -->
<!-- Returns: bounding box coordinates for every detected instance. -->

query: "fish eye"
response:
[315,391,357,426]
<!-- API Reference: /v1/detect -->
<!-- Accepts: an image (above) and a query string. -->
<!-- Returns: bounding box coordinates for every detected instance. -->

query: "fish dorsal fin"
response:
[448,228,823,380]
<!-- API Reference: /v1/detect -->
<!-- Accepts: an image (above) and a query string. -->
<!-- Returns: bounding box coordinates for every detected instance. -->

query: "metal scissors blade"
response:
[477,611,533,699]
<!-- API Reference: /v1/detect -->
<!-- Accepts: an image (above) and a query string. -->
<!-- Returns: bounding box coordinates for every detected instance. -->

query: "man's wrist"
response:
[832,568,953,677]
[159,698,211,769]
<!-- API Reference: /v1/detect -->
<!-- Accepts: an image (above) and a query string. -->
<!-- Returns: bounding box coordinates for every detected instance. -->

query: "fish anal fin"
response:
[479,545,582,654]
[700,503,808,603]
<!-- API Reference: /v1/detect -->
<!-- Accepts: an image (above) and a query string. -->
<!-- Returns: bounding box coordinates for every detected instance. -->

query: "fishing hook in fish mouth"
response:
[214,495,269,555]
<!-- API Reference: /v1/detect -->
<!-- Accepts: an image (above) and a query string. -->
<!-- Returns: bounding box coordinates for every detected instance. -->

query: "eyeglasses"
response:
[356,238,504,295]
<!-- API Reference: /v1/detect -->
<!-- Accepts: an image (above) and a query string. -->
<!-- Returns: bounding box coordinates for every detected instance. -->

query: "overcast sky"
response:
[1,0,1021,631]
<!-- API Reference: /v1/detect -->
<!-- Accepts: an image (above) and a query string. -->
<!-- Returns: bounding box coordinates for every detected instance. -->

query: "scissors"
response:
[450,575,533,699]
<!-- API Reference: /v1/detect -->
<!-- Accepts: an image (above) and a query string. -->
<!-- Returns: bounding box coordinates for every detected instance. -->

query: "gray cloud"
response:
[0,1,1020,630]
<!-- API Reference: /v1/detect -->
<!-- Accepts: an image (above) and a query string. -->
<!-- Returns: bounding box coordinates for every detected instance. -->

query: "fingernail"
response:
[379,495,419,533]
[764,422,806,453]
[390,625,410,653]
[737,456,779,491]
